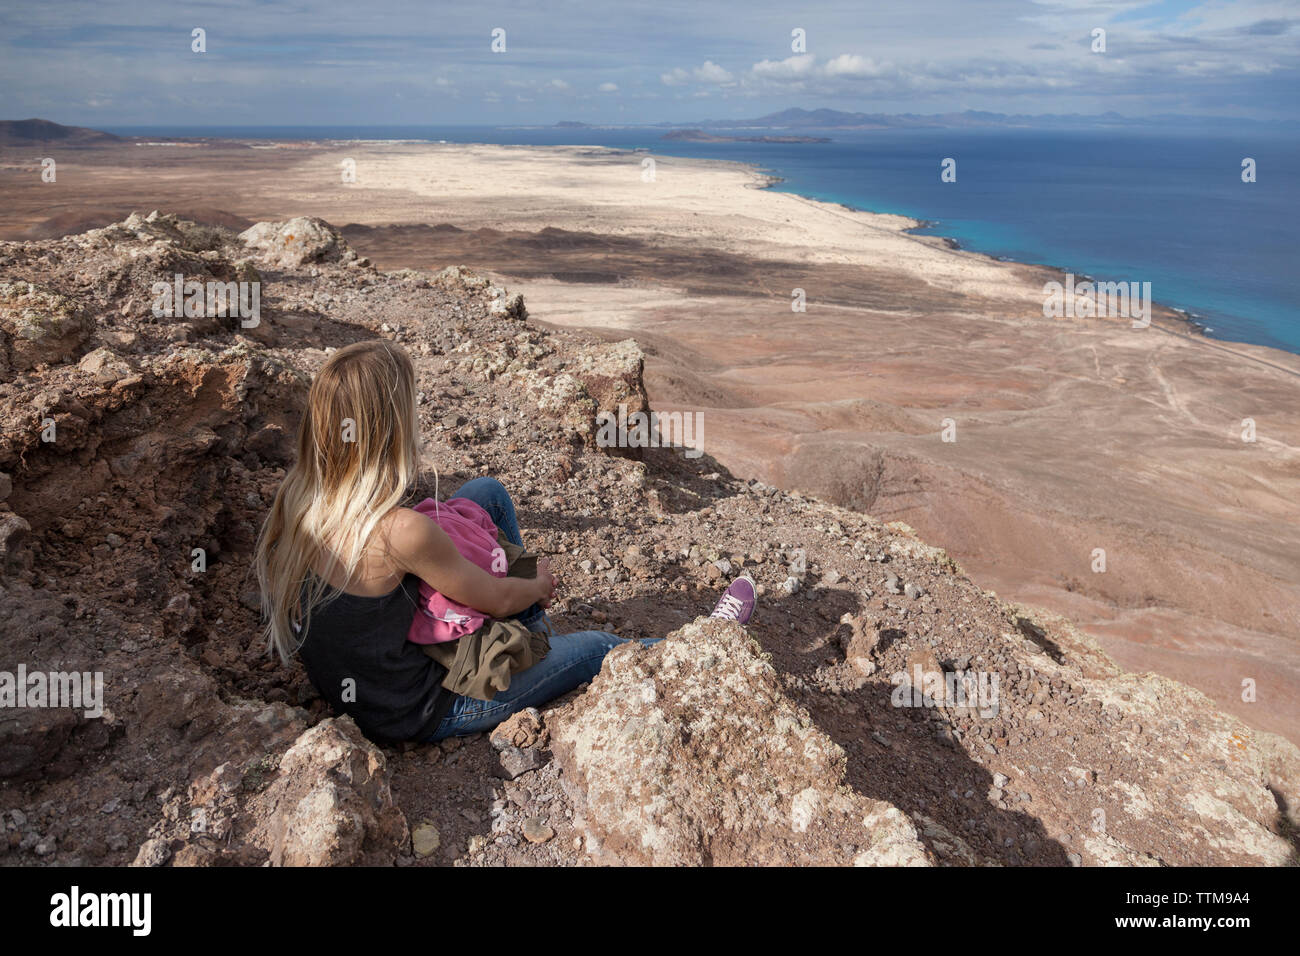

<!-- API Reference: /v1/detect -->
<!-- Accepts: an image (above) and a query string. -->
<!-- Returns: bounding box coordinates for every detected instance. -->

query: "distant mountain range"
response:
[0,118,123,146]
[555,107,1293,132]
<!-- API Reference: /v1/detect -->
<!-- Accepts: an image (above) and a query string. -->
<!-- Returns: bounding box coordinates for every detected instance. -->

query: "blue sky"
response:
[2,0,1297,126]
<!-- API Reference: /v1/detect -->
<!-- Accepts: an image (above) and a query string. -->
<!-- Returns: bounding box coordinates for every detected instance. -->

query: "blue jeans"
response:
[452,476,547,631]
[429,628,656,741]
[429,477,659,741]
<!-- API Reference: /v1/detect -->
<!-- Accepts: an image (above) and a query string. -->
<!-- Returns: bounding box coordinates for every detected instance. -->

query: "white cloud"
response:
[751,53,817,80]
[823,53,890,78]
[662,60,736,86]
[5,0,1295,124]
[695,60,733,83]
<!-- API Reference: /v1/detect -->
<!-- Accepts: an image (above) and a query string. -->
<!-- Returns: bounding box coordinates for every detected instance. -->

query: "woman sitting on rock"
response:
[253,340,755,745]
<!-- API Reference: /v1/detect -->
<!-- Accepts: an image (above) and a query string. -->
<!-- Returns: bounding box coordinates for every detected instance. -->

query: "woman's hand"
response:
[535,557,558,608]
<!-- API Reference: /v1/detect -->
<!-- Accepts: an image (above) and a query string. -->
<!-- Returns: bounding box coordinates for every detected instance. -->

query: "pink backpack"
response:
[407,497,509,644]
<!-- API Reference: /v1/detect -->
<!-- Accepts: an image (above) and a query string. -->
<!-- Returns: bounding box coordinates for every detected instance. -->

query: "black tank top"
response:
[297,573,453,744]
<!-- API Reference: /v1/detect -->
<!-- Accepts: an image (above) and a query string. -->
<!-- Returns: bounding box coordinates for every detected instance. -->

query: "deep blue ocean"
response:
[108,124,1300,355]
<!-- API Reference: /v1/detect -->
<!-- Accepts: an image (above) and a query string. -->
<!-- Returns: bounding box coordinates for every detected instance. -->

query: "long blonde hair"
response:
[254,340,422,662]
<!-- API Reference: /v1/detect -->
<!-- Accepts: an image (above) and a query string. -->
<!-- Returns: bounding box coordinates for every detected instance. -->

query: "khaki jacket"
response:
[420,532,550,701]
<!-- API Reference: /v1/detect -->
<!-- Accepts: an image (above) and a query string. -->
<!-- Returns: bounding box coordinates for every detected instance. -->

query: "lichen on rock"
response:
[0,280,93,372]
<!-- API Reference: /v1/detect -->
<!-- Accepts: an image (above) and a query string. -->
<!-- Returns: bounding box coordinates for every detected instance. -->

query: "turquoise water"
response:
[110,123,1300,355]
[742,128,1300,354]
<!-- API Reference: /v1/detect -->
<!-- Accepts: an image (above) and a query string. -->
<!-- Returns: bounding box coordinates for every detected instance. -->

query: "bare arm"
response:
[384,507,553,619]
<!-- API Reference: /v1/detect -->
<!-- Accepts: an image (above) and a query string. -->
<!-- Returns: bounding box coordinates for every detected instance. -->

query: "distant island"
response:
[661,128,830,143]
[0,118,123,146]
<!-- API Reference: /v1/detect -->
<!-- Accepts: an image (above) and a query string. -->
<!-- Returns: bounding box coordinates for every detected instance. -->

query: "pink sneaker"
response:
[710,573,757,626]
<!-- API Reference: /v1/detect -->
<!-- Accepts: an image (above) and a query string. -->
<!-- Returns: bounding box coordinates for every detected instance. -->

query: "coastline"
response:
[96,128,1272,352]
[744,163,1273,351]
[753,181,1219,345]
[0,132,1289,368]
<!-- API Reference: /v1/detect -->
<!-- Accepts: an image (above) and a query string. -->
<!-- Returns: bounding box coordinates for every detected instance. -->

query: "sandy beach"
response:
[3,139,1298,744]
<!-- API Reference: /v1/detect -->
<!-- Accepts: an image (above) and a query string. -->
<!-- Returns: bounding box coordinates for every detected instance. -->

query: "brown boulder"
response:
[549,616,930,866]
[248,716,409,866]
